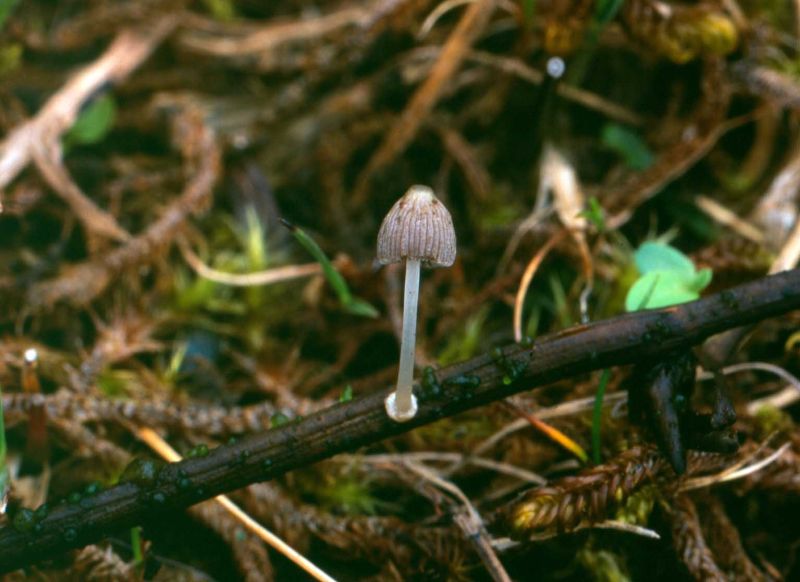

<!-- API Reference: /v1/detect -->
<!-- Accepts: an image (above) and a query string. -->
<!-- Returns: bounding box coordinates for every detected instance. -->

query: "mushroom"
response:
[377,185,457,422]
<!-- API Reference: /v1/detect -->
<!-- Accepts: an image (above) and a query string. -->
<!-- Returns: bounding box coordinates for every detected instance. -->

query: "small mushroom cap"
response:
[377,185,456,267]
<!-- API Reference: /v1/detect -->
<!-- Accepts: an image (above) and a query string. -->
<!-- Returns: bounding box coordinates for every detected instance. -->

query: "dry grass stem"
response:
[695,195,764,244]
[179,239,321,287]
[513,230,568,342]
[136,427,337,582]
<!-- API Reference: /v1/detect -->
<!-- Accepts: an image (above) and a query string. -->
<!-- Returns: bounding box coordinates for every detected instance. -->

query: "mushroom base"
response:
[384,392,419,422]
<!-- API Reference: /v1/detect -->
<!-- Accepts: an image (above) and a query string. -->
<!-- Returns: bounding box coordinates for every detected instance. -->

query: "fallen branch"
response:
[0,268,798,571]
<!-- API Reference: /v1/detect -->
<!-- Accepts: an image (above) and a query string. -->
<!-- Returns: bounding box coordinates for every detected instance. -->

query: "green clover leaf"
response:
[625,242,712,311]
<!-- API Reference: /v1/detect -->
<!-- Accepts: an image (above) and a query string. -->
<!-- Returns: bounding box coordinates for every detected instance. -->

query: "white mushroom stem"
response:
[386,258,421,421]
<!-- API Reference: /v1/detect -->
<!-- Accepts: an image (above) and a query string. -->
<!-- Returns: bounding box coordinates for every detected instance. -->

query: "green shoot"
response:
[591,368,612,465]
[579,196,606,232]
[525,303,542,341]
[281,219,378,318]
[242,207,268,272]
[339,385,353,403]
[131,526,144,567]
[164,342,188,384]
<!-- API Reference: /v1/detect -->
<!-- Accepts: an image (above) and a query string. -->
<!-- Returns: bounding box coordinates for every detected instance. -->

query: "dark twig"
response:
[0,269,798,571]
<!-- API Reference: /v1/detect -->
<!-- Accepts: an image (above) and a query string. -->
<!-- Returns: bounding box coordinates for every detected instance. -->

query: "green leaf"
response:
[601,123,653,170]
[625,270,702,311]
[345,297,380,318]
[634,241,696,277]
[631,271,662,311]
[131,526,144,566]
[282,220,351,301]
[628,241,714,311]
[282,219,378,318]
[65,94,117,146]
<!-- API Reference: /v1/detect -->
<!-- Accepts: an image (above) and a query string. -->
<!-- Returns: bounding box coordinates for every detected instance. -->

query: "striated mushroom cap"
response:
[377,185,457,267]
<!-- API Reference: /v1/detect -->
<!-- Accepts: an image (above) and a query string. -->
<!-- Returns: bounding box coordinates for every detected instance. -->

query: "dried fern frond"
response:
[501,446,733,538]
[502,446,666,537]
[695,494,767,582]
[667,494,726,581]
[2,390,284,437]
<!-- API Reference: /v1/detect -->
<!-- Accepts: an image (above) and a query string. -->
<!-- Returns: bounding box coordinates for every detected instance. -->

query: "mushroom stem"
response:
[387,258,421,421]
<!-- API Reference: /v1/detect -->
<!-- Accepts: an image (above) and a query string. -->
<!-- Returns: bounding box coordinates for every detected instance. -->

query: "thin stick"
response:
[695,194,764,244]
[419,0,478,38]
[465,51,645,126]
[136,427,337,582]
[680,442,791,490]
[32,139,130,242]
[402,460,512,582]
[28,106,221,308]
[178,239,321,287]
[698,361,800,392]
[513,230,567,342]
[771,218,800,274]
[746,386,800,414]
[178,5,369,57]
[359,452,546,484]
